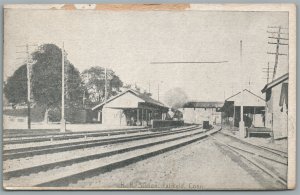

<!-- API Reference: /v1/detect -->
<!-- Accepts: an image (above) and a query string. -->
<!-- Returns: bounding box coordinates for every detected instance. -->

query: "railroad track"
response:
[3,125,199,160]
[4,125,183,140]
[3,126,221,188]
[211,132,287,187]
[4,127,149,138]
[219,132,288,158]
[3,127,155,145]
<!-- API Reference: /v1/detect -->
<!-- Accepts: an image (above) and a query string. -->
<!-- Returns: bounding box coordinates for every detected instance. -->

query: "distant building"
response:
[92,89,169,126]
[178,102,223,125]
[3,114,28,128]
[261,73,288,139]
[222,89,266,128]
[3,104,45,128]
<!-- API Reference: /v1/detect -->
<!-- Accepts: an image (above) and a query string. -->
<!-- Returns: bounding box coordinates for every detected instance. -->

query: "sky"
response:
[4,9,289,104]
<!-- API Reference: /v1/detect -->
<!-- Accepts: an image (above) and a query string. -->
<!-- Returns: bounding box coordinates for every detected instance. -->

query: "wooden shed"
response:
[222,89,266,128]
[92,89,169,126]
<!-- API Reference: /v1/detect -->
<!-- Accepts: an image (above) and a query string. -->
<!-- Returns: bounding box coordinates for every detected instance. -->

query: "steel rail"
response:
[210,135,287,187]
[34,127,221,187]
[218,132,288,158]
[4,128,206,179]
[3,126,200,160]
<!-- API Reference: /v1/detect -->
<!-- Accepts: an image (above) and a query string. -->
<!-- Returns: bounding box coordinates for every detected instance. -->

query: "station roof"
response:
[182,101,224,108]
[92,89,167,110]
[261,73,289,93]
[225,89,265,107]
[134,90,166,108]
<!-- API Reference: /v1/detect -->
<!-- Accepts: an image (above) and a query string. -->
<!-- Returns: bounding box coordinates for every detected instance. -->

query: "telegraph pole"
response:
[157,83,160,101]
[82,90,86,108]
[267,26,288,80]
[239,40,245,138]
[104,67,107,103]
[262,62,273,84]
[16,43,37,129]
[26,44,31,129]
[266,62,270,84]
[248,77,251,91]
[61,42,66,132]
[266,26,288,142]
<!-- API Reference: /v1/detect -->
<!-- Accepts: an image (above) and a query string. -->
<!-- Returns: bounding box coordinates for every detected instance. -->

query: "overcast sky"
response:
[4,9,288,103]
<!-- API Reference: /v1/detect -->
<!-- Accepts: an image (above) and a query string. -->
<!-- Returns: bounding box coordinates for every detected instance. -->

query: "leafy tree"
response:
[4,44,83,121]
[81,66,123,104]
[123,84,152,97]
[4,66,27,104]
[142,90,152,97]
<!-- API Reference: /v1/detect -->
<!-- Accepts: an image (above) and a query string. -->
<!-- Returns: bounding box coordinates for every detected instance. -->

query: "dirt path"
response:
[72,137,274,190]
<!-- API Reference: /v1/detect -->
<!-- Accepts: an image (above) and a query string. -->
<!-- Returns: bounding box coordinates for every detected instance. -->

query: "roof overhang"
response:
[261,73,289,93]
[92,89,168,111]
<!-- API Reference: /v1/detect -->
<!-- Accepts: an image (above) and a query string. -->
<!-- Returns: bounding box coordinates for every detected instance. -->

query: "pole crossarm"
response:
[268,36,289,40]
[267,26,289,80]
[268,26,288,29]
[267,31,289,34]
[267,52,288,56]
[268,42,288,45]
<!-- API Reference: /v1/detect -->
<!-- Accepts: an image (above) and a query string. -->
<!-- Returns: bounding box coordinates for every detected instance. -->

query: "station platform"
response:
[221,126,287,154]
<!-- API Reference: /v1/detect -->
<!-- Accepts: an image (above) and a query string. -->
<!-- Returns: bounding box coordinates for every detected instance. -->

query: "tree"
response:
[4,65,27,104]
[123,84,152,97]
[142,90,152,97]
[163,87,188,109]
[81,66,123,104]
[4,44,83,121]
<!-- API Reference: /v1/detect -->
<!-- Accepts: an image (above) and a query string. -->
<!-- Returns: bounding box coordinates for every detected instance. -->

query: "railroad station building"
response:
[261,73,288,139]
[221,89,266,128]
[178,102,223,125]
[91,89,169,126]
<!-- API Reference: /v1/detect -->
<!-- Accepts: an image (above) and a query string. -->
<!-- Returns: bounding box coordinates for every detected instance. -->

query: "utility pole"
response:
[248,77,251,91]
[16,43,37,129]
[157,83,160,101]
[82,90,86,108]
[61,42,66,132]
[104,67,107,103]
[239,40,245,138]
[266,26,288,142]
[267,26,288,80]
[26,44,31,129]
[262,62,273,84]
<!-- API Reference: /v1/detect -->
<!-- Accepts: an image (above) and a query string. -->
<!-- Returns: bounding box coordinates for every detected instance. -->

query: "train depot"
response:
[91,89,169,126]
